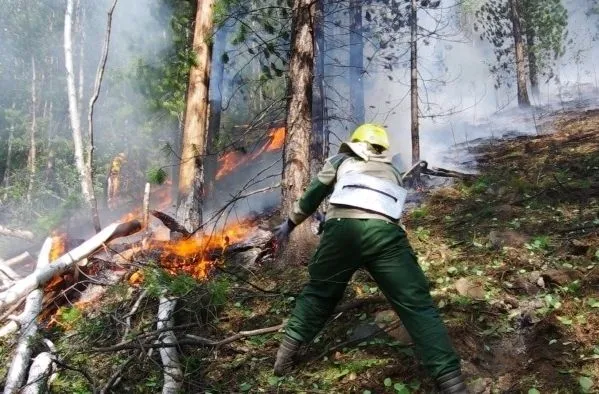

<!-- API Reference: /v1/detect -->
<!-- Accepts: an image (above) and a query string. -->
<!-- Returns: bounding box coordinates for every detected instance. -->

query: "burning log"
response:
[0,220,142,314]
[151,210,191,238]
[157,294,182,394]
[3,238,51,394]
[0,225,34,241]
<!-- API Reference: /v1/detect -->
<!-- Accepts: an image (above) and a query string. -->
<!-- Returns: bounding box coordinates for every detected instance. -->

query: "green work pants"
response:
[285,218,461,378]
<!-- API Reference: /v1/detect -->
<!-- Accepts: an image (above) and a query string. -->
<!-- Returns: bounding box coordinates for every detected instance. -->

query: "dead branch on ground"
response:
[0,220,141,314]
[3,238,51,394]
[0,225,34,240]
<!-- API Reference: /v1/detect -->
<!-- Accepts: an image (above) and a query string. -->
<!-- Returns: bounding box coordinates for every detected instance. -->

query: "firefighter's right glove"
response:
[274,218,296,244]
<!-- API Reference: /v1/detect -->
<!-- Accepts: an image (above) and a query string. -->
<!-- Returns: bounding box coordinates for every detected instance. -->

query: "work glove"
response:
[273,218,296,243]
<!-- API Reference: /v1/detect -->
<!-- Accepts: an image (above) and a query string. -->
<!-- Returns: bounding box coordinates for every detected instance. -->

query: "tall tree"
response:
[176,0,215,232]
[64,0,101,232]
[311,0,326,174]
[282,0,314,215]
[509,0,530,106]
[349,0,365,126]
[410,0,420,180]
[26,57,37,203]
[476,0,567,105]
[281,0,316,264]
[204,22,230,187]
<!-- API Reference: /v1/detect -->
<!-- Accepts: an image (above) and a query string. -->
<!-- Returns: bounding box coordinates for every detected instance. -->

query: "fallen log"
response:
[0,225,34,241]
[157,294,182,394]
[21,352,54,394]
[0,220,142,314]
[151,211,191,238]
[3,238,51,394]
[0,261,21,282]
[3,252,33,267]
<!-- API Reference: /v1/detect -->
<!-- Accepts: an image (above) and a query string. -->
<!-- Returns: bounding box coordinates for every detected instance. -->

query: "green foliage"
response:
[475,0,568,87]
[525,235,550,251]
[51,371,93,394]
[141,267,197,298]
[579,376,594,393]
[207,276,230,306]
[147,166,168,185]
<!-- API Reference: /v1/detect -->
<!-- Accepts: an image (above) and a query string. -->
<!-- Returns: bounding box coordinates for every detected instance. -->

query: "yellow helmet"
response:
[350,124,390,150]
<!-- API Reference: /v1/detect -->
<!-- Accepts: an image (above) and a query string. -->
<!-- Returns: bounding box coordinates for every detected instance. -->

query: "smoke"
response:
[325,0,599,170]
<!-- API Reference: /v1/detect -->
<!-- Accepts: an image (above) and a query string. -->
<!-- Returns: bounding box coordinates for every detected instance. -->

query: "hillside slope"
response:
[2,109,596,393]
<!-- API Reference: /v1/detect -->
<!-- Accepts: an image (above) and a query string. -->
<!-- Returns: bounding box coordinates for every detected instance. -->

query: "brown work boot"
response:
[273,335,301,376]
[436,370,468,393]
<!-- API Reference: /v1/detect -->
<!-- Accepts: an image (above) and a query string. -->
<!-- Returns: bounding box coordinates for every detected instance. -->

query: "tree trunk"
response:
[311,0,326,174]
[410,0,421,183]
[205,23,229,187]
[525,28,539,98]
[349,0,365,126]
[64,0,101,232]
[3,106,15,201]
[176,0,215,232]
[281,0,316,265]
[26,57,37,204]
[282,0,314,215]
[509,0,530,107]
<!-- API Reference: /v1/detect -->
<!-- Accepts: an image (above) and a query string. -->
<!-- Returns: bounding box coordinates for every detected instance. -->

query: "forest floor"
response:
[1,108,597,393]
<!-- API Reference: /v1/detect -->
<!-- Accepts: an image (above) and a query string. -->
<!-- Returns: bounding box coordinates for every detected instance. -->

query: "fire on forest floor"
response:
[3,110,598,393]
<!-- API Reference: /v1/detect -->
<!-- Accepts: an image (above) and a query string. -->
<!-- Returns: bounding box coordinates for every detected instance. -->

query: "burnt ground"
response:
[2,109,596,393]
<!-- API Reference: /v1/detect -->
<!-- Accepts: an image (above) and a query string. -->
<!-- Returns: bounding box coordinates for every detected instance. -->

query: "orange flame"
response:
[50,232,67,262]
[154,219,257,280]
[215,126,285,180]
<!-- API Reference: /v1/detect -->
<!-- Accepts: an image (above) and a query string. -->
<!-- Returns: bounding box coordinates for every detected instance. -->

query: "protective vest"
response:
[329,171,407,220]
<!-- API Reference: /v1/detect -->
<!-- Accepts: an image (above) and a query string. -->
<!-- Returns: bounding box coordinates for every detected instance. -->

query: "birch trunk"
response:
[26,57,37,204]
[22,352,54,394]
[176,0,215,232]
[64,0,101,232]
[157,295,182,394]
[509,0,530,107]
[2,239,51,394]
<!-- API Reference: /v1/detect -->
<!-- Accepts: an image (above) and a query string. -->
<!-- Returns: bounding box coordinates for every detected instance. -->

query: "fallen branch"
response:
[185,323,285,347]
[3,252,33,267]
[122,289,148,340]
[92,296,389,353]
[0,220,141,314]
[0,225,34,241]
[99,353,137,394]
[312,320,404,362]
[21,352,54,394]
[0,261,21,282]
[3,238,51,394]
[157,294,182,394]
[151,211,191,237]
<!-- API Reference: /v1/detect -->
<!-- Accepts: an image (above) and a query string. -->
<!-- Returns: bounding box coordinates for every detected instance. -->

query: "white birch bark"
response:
[157,295,182,394]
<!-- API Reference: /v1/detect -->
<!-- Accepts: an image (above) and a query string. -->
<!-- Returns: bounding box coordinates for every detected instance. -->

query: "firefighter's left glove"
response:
[274,218,296,243]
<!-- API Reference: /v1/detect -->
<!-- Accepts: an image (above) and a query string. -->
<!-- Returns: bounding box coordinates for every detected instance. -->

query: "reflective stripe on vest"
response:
[329,172,408,219]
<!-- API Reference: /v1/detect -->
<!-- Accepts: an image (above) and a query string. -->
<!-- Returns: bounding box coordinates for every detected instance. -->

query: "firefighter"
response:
[273,124,467,393]
[106,152,127,210]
